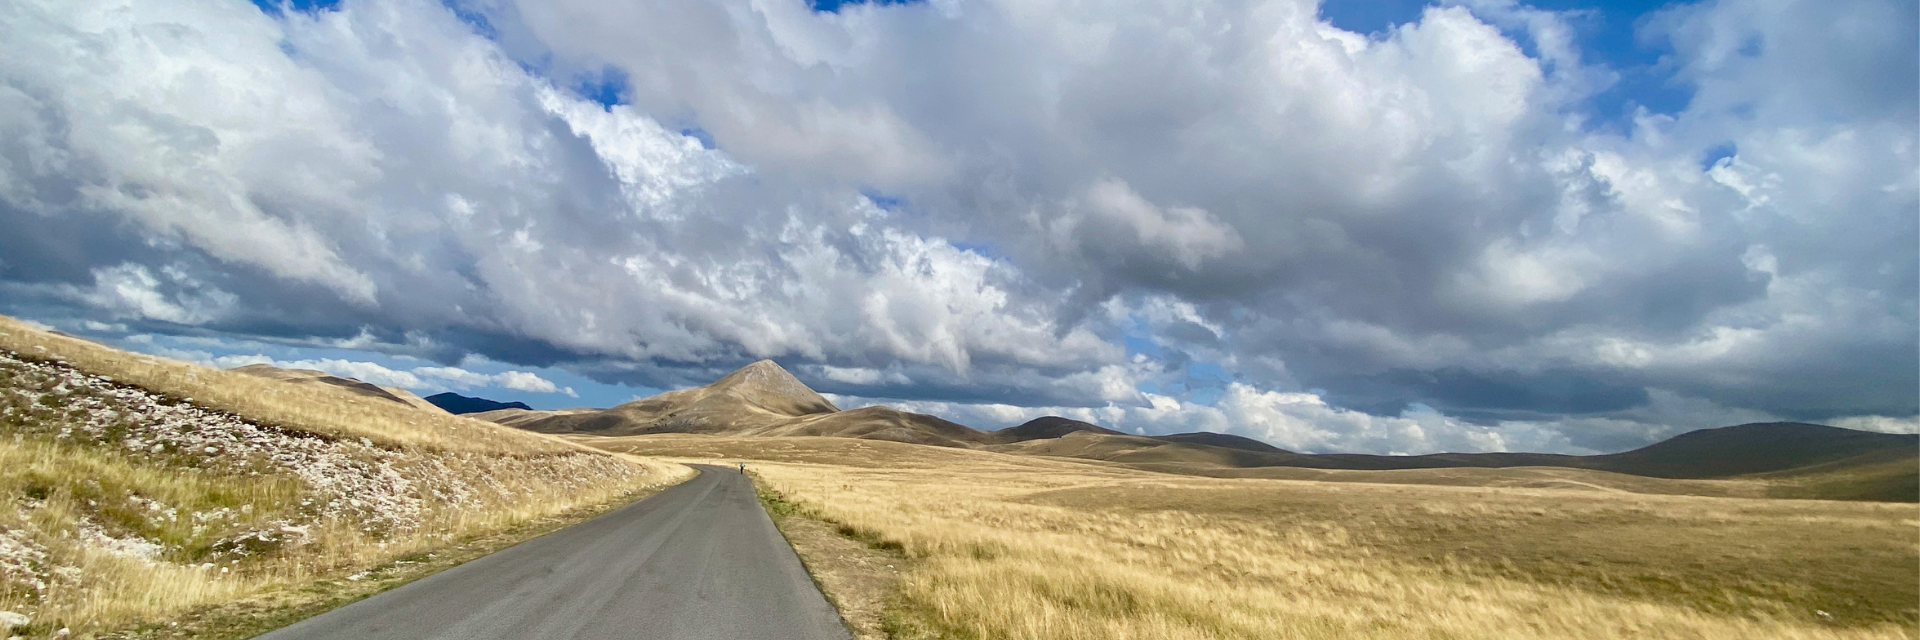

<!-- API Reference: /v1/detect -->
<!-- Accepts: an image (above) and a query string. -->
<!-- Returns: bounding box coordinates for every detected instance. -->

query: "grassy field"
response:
[607,434,1920,640]
[990,425,1917,503]
[0,316,693,638]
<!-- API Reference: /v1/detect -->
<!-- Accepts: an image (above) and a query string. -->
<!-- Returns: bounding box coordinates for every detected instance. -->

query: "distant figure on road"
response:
[739,462,746,473]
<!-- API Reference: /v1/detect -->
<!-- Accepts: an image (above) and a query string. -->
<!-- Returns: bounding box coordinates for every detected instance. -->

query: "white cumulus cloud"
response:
[0,0,1910,453]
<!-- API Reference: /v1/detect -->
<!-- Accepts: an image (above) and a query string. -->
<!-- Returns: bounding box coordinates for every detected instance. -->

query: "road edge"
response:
[107,464,700,640]
[749,472,912,640]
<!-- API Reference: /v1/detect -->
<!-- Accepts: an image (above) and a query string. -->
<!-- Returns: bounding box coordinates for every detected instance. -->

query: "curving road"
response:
[254,465,852,640]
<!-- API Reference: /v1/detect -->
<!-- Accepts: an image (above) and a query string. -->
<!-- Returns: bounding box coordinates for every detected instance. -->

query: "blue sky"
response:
[564,0,1695,126]
[3,0,1913,454]
[1320,0,1693,121]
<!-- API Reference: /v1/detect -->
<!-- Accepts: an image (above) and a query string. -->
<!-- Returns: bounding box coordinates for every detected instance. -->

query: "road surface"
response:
[254,465,853,640]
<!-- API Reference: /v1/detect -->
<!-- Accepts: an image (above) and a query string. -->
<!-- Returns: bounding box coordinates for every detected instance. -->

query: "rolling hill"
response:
[991,416,1124,442]
[1582,421,1916,478]
[497,359,1005,449]
[984,420,1916,500]
[505,360,840,435]
[1151,430,1286,452]
[230,363,448,414]
[476,361,1918,501]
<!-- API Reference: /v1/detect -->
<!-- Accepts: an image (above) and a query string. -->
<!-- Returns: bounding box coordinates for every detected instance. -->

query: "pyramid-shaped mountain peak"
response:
[710,359,839,416]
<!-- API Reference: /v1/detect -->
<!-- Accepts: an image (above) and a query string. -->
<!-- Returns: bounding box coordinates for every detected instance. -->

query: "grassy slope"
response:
[1050,447,1917,501]
[987,427,1917,501]
[1753,449,1920,502]
[0,316,693,638]
[228,364,449,415]
[606,434,1919,640]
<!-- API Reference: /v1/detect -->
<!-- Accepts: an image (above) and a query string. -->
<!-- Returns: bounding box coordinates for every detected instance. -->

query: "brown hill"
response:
[987,429,1314,468]
[993,416,1125,443]
[473,361,1918,502]
[503,360,994,446]
[1584,422,1917,478]
[761,406,986,447]
[510,360,837,435]
[989,416,1290,454]
[989,422,1916,501]
[468,406,599,429]
[494,361,1011,446]
[230,363,448,414]
[1278,422,1917,480]
[1152,431,1286,452]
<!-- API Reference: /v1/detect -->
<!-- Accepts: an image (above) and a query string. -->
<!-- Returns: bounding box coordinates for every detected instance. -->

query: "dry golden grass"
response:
[0,316,694,638]
[609,434,1919,640]
[753,479,907,640]
[0,315,569,455]
[1129,461,1779,497]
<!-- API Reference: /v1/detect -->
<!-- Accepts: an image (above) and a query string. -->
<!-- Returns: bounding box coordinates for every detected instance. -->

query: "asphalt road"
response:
[254,465,853,640]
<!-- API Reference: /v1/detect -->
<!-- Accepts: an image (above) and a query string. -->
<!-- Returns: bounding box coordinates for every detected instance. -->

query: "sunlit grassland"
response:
[0,315,565,455]
[609,434,1919,640]
[0,316,694,638]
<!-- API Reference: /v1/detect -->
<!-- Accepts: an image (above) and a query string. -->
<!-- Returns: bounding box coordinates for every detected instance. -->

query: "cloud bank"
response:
[0,0,1911,453]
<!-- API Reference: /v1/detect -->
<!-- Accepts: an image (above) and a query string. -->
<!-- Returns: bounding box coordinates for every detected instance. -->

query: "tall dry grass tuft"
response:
[0,316,694,638]
[617,435,1919,640]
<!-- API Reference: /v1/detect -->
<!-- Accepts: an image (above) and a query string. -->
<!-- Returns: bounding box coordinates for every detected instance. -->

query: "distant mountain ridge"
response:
[425,392,532,415]
[470,360,1918,502]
